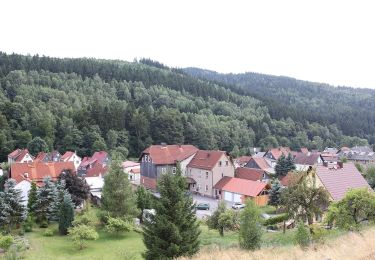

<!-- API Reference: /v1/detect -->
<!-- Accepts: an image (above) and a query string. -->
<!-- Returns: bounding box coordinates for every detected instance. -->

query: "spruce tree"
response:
[27,181,38,216]
[35,177,57,223]
[50,180,66,221]
[275,153,295,177]
[0,179,26,232]
[239,200,262,250]
[59,192,75,235]
[286,153,296,172]
[102,161,138,219]
[143,165,200,259]
[268,178,282,207]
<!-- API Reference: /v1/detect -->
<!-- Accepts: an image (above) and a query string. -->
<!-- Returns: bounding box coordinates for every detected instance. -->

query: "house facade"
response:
[122,161,141,185]
[186,150,235,197]
[35,151,61,162]
[140,144,198,190]
[8,149,33,165]
[61,151,82,170]
[235,167,270,183]
[294,152,322,171]
[78,151,110,176]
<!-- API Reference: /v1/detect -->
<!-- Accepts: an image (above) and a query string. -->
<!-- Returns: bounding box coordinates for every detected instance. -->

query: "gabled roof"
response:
[235,168,266,181]
[10,161,75,185]
[315,163,371,201]
[80,151,108,168]
[279,172,294,187]
[61,151,75,161]
[249,157,271,171]
[85,163,109,178]
[266,147,291,160]
[130,168,140,174]
[122,161,140,168]
[294,152,321,165]
[187,150,228,170]
[321,153,339,162]
[214,177,269,197]
[8,149,32,162]
[142,144,198,165]
[300,148,309,154]
[235,156,252,165]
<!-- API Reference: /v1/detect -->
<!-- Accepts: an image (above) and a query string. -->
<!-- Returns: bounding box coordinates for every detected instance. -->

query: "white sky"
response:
[1,0,375,88]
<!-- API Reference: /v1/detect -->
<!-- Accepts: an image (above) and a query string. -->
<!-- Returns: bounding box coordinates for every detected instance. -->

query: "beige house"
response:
[187,150,235,198]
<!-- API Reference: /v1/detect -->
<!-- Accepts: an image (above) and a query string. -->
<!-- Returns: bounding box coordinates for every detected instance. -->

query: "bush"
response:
[295,221,310,248]
[39,221,48,228]
[43,229,54,237]
[68,225,99,250]
[310,224,327,243]
[263,214,288,226]
[105,217,132,236]
[97,211,110,225]
[0,235,14,250]
[22,216,34,232]
[73,213,95,227]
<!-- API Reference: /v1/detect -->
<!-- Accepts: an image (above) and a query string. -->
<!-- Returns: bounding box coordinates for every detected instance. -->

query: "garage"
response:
[223,191,242,203]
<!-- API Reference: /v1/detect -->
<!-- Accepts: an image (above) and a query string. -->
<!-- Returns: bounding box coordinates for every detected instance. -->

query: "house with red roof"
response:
[78,151,110,177]
[313,163,371,201]
[10,161,75,186]
[61,151,82,169]
[233,156,252,168]
[186,150,235,197]
[244,157,275,174]
[294,152,322,171]
[35,151,62,163]
[214,177,270,206]
[140,144,199,190]
[235,167,270,183]
[8,149,34,165]
[264,147,292,161]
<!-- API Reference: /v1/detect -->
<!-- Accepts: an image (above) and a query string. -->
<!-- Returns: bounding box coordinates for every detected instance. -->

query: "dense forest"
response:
[184,68,375,144]
[0,52,371,162]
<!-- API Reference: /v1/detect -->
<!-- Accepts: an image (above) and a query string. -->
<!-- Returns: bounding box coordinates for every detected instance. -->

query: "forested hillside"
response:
[0,52,370,161]
[184,68,375,144]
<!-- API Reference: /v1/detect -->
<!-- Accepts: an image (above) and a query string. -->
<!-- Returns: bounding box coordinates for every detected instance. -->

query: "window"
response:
[172,167,176,174]
[219,161,222,167]
[226,161,228,166]
[206,172,209,179]
[148,156,151,162]
[162,167,166,174]
[222,173,224,178]
[205,185,208,191]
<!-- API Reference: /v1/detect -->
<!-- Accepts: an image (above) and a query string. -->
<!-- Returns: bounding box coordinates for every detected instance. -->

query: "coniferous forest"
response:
[0,52,373,161]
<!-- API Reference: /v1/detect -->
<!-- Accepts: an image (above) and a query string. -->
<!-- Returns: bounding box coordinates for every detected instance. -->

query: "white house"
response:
[85,176,104,205]
[122,161,141,185]
[61,151,82,170]
[8,149,33,165]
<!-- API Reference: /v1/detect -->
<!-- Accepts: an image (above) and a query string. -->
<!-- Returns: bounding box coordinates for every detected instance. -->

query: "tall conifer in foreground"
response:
[59,192,75,235]
[143,165,200,259]
[239,200,262,250]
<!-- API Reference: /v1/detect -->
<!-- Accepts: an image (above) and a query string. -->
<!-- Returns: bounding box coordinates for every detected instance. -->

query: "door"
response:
[233,193,242,203]
[224,191,233,202]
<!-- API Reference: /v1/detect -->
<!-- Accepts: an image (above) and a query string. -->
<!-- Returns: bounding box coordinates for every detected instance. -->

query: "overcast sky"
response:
[2,0,375,88]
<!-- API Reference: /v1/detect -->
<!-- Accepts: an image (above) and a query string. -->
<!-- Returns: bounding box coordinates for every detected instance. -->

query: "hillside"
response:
[0,52,371,161]
[185,226,375,260]
[184,68,375,144]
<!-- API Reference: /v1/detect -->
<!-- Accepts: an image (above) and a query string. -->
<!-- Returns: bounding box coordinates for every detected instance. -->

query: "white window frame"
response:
[205,185,208,191]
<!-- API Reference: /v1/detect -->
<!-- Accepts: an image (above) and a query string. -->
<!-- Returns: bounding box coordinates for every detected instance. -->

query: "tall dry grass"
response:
[185,227,375,260]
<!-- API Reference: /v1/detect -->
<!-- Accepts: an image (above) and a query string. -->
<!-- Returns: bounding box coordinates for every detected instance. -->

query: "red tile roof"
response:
[8,149,32,162]
[10,161,75,185]
[122,161,140,168]
[268,147,291,160]
[187,150,227,170]
[142,145,198,165]
[61,151,75,161]
[85,163,108,177]
[279,172,294,187]
[251,157,271,171]
[294,152,321,165]
[130,168,140,174]
[214,177,268,197]
[35,152,48,162]
[316,163,371,201]
[235,156,252,165]
[235,168,265,181]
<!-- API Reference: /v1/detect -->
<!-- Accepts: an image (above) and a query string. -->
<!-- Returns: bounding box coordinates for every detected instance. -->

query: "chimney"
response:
[161,142,167,148]
[323,161,328,167]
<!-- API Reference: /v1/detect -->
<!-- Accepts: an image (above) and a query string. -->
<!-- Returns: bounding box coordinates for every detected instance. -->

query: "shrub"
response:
[22,216,34,232]
[105,217,132,236]
[97,211,110,225]
[295,221,310,248]
[68,225,99,250]
[73,213,95,227]
[310,224,327,243]
[0,235,14,250]
[239,200,262,250]
[39,221,48,228]
[263,214,288,226]
[43,229,54,237]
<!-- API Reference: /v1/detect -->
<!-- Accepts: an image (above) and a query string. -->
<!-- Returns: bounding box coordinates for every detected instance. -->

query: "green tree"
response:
[295,221,311,248]
[143,165,200,259]
[59,192,75,235]
[207,201,233,236]
[239,200,262,250]
[102,161,138,219]
[325,188,375,230]
[365,166,375,189]
[68,224,99,250]
[268,178,282,207]
[105,217,132,236]
[275,154,295,177]
[0,179,26,232]
[27,136,49,156]
[58,170,90,207]
[35,177,57,224]
[136,186,153,224]
[27,181,38,215]
[281,171,329,229]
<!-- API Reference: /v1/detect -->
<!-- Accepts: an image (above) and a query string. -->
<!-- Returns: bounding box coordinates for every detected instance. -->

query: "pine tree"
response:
[268,178,282,207]
[239,200,262,250]
[102,161,138,219]
[275,153,295,177]
[0,179,26,232]
[27,181,38,215]
[35,177,57,224]
[50,180,66,221]
[59,192,74,235]
[143,165,200,259]
[286,153,296,172]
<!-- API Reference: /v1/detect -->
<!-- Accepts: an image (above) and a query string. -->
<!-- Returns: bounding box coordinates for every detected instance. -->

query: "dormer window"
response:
[219,161,222,167]
[23,172,29,178]
[225,161,228,166]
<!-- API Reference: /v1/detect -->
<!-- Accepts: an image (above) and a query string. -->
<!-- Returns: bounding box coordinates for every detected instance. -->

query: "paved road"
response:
[192,194,235,219]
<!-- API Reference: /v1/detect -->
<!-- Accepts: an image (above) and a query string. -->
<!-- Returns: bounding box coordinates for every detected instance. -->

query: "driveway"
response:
[191,194,237,219]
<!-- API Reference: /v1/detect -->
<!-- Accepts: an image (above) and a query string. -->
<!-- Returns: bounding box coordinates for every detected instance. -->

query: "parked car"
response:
[196,203,210,210]
[232,202,245,209]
